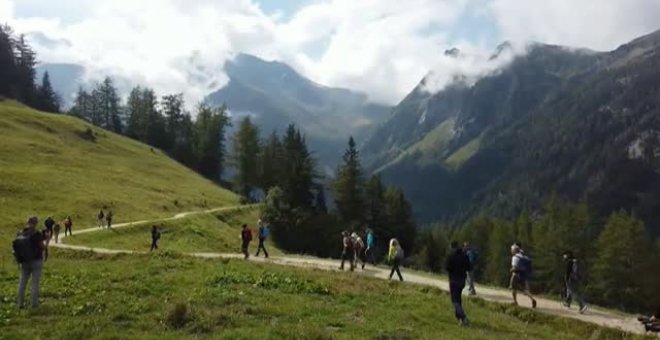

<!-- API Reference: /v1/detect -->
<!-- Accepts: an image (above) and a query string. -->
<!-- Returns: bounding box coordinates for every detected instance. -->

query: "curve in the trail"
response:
[51,206,647,336]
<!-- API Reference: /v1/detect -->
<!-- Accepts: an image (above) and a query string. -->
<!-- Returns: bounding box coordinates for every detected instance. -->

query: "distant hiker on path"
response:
[388,238,404,281]
[255,219,269,258]
[562,250,587,313]
[13,216,45,308]
[150,225,161,251]
[64,216,73,236]
[365,228,376,265]
[106,210,113,229]
[510,244,537,308]
[97,210,105,228]
[240,224,252,259]
[339,231,355,271]
[53,222,61,243]
[44,216,55,241]
[464,241,477,295]
[446,241,472,326]
[352,232,366,270]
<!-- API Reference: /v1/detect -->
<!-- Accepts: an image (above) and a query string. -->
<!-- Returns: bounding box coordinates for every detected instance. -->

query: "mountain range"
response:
[362,29,660,234]
[37,54,389,172]
[37,30,660,235]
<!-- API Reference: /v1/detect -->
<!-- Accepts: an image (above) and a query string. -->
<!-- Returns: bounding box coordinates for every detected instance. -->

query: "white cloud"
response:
[2,0,660,107]
[489,0,660,51]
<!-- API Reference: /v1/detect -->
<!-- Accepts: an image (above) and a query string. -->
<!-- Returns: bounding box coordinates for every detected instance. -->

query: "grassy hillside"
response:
[0,101,239,242]
[0,250,644,340]
[67,207,282,256]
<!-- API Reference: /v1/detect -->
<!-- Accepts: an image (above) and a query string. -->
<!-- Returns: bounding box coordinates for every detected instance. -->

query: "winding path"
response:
[51,206,649,336]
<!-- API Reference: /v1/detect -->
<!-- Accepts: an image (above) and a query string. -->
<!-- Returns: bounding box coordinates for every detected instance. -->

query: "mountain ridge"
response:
[363,29,660,233]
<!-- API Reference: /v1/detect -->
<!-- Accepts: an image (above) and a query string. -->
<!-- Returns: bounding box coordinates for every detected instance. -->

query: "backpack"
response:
[570,259,580,280]
[12,230,38,264]
[516,254,533,276]
[260,226,270,239]
[396,246,405,260]
[242,229,252,242]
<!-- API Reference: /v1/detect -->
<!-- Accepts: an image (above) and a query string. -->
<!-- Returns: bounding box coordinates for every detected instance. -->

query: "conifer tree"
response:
[36,71,60,113]
[231,116,261,198]
[591,211,654,311]
[258,131,283,191]
[333,136,365,223]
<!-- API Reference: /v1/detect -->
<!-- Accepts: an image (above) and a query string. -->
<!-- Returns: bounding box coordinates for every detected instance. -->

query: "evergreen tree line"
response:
[70,81,231,182]
[240,125,417,259]
[412,195,660,312]
[0,24,60,113]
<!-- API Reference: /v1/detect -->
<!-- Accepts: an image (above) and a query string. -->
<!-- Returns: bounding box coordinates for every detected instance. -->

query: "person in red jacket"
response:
[240,224,253,259]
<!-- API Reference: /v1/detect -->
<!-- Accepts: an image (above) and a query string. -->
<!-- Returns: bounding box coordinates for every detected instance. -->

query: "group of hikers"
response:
[239,219,270,259]
[10,213,660,334]
[96,209,113,229]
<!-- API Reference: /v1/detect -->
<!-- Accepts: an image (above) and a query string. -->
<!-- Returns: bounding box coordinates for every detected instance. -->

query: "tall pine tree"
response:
[333,136,365,224]
[230,116,261,199]
[36,71,60,113]
[194,103,230,181]
[258,131,283,192]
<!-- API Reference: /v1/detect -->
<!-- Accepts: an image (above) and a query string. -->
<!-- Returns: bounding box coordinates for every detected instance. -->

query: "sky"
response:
[2,0,660,106]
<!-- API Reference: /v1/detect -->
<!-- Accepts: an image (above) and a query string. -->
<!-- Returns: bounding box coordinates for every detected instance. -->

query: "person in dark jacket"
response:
[16,216,46,308]
[63,216,73,236]
[150,225,161,251]
[562,250,587,313]
[446,241,472,326]
[240,224,252,259]
[106,210,113,229]
[44,216,55,239]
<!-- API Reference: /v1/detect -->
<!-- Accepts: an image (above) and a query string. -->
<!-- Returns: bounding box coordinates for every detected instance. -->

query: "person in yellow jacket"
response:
[388,238,404,281]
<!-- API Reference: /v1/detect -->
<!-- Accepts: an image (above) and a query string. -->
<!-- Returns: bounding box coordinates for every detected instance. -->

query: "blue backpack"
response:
[260,226,270,239]
[517,254,533,277]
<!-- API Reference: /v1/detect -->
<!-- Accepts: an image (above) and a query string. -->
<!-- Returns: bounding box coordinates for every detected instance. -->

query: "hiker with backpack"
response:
[339,231,356,271]
[388,238,404,281]
[106,210,113,229]
[13,216,46,308]
[464,241,478,296]
[638,308,660,333]
[53,222,61,244]
[365,228,376,265]
[150,225,161,251]
[44,216,55,240]
[97,209,105,228]
[562,250,588,313]
[510,244,537,308]
[255,219,269,258]
[446,241,472,326]
[64,216,73,236]
[352,232,367,270]
[240,224,252,259]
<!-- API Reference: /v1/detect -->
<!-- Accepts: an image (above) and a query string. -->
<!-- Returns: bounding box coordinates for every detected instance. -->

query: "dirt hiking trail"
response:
[51,206,649,336]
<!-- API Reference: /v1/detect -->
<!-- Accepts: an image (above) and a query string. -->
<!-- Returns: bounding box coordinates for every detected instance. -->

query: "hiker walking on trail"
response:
[106,210,113,229]
[510,244,537,308]
[44,216,55,241]
[562,250,587,314]
[255,219,269,258]
[365,228,376,265]
[339,231,355,271]
[13,216,46,308]
[352,232,367,270]
[64,216,73,237]
[53,222,61,244]
[150,225,161,251]
[464,241,477,295]
[446,241,472,326]
[240,224,252,259]
[97,210,105,228]
[388,238,404,281]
